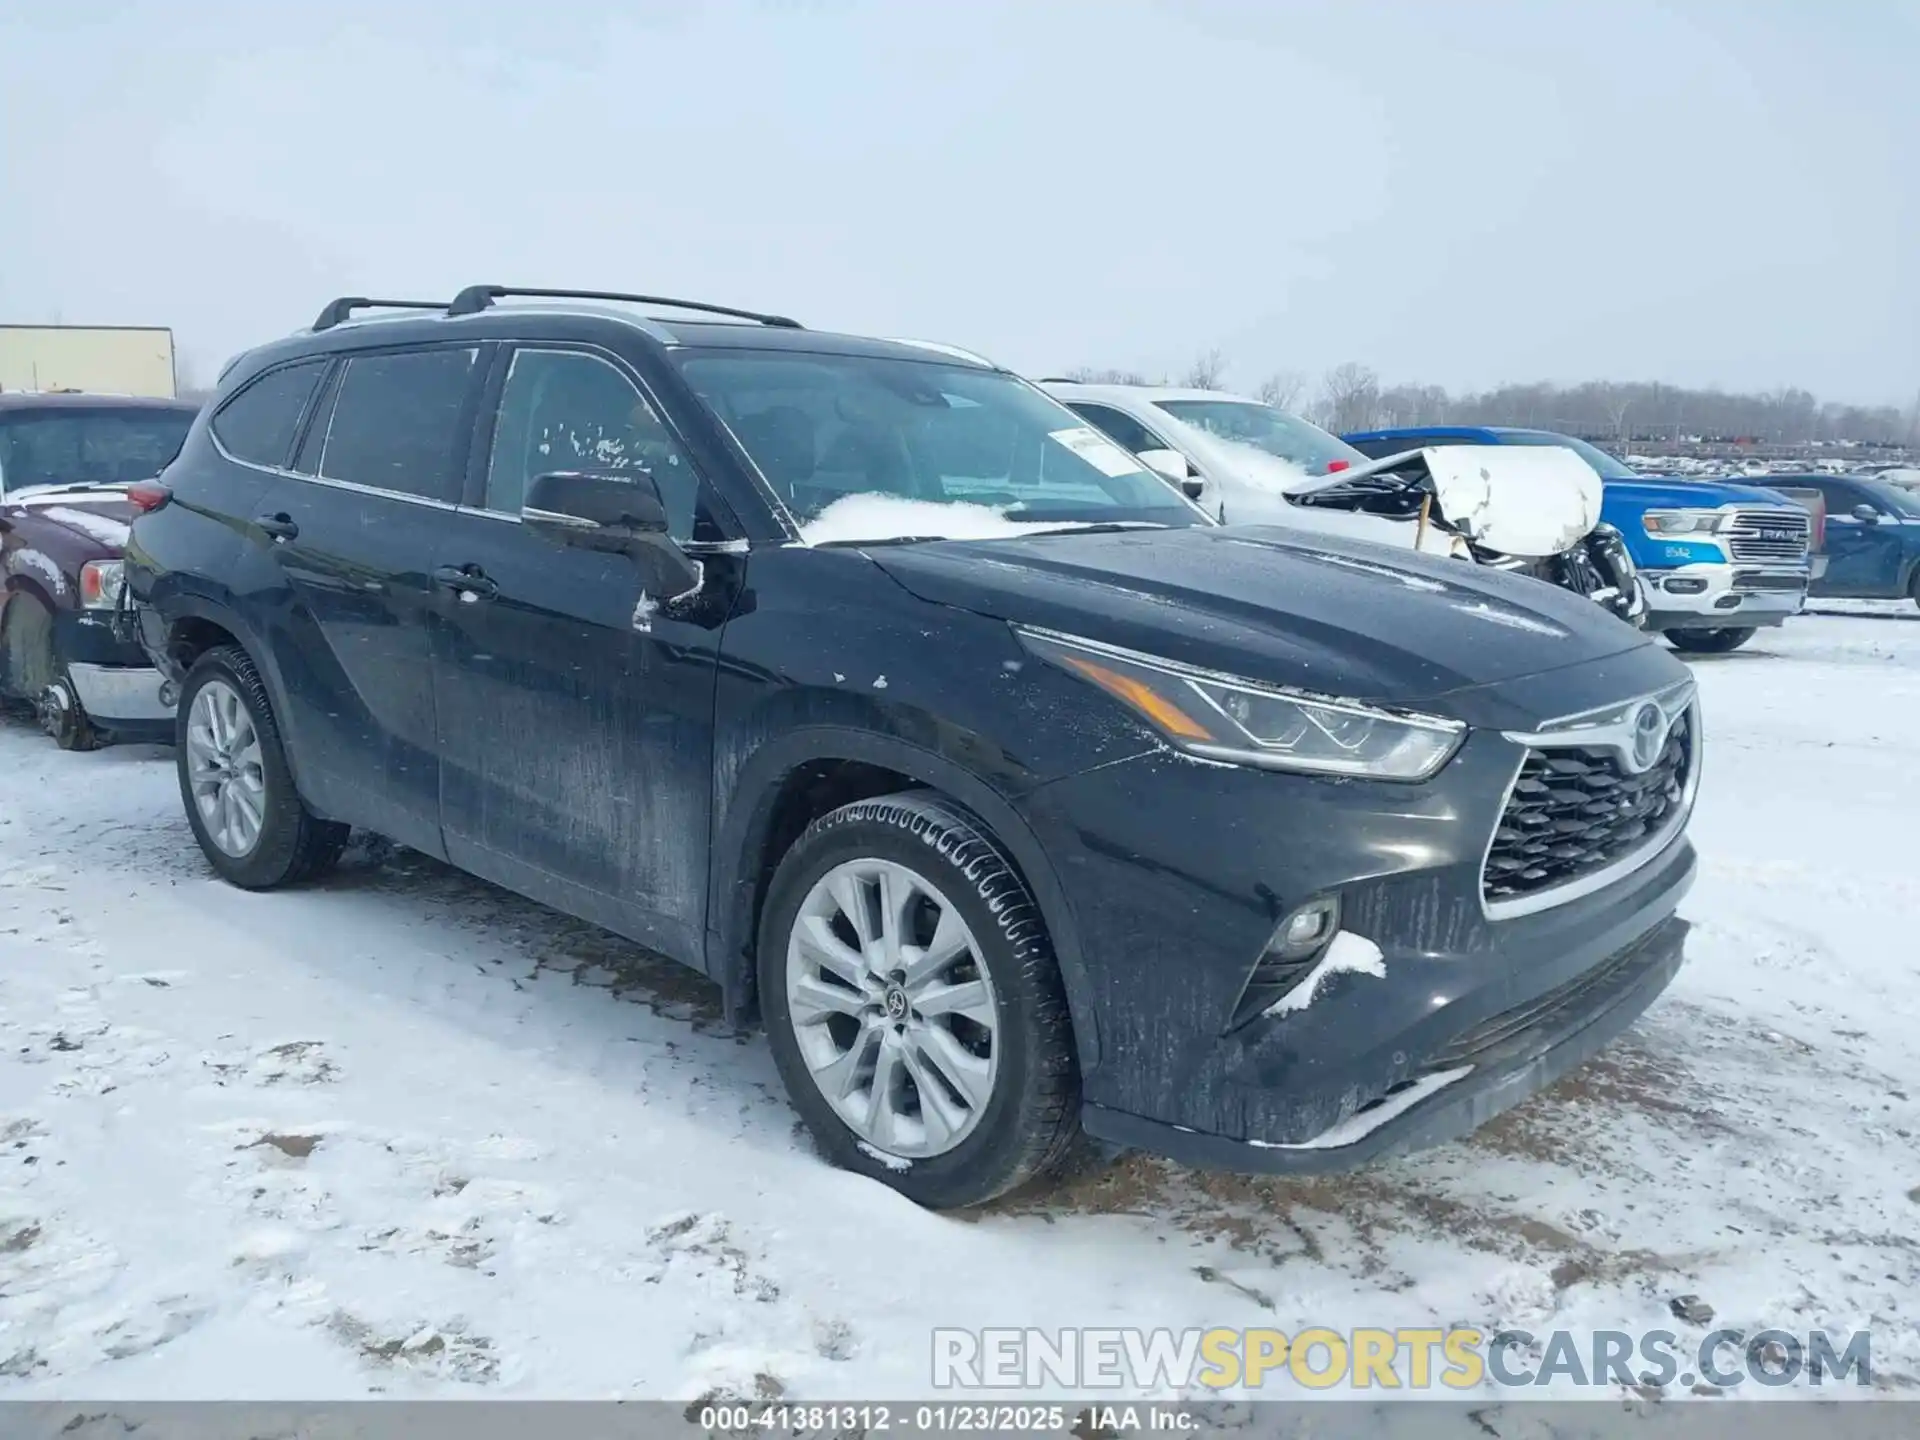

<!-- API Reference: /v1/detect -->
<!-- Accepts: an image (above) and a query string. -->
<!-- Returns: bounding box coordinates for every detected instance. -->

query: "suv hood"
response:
[1605,476,1801,509]
[866,525,1655,707]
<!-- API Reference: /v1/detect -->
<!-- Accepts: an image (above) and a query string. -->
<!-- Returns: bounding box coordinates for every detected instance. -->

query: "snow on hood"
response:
[798,494,1115,545]
[39,506,132,549]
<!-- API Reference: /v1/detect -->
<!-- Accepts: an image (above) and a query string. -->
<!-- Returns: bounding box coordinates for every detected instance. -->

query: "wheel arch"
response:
[709,725,1101,1072]
[160,594,316,793]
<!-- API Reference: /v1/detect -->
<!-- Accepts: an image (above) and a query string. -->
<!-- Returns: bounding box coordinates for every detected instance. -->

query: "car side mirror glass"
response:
[1851,503,1879,523]
[1137,448,1190,484]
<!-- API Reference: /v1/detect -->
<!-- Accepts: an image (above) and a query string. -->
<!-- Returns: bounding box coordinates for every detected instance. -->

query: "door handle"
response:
[433,563,499,600]
[256,512,299,542]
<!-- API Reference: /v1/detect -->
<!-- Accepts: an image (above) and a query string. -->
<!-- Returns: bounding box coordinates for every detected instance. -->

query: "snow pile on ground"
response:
[0,606,1916,1407]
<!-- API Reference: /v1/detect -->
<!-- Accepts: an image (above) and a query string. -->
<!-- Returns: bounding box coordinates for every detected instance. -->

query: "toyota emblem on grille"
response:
[1627,702,1670,773]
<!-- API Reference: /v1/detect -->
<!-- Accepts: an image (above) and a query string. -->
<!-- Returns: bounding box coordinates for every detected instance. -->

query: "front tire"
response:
[757,792,1081,1209]
[176,646,348,889]
[36,679,99,751]
[1,593,59,702]
[1665,627,1755,654]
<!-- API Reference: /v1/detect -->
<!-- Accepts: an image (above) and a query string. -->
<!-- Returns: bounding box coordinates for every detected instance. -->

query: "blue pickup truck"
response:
[1344,426,1815,653]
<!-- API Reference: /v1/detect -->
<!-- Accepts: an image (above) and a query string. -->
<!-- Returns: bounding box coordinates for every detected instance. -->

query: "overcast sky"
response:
[3,0,1914,404]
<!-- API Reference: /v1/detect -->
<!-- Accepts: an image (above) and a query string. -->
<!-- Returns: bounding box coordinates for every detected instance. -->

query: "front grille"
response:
[1482,710,1693,907]
[1732,570,1808,592]
[1724,508,1810,563]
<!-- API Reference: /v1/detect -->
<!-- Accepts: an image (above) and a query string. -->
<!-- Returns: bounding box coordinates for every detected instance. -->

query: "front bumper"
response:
[52,611,175,727]
[1014,648,1696,1172]
[1085,913,1687,1173]
[66,663,173,724]
[1641,563,1807,629]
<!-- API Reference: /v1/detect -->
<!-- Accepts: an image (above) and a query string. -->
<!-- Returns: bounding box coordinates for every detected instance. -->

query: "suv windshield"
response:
[0,407,196,493]
[676,352,1200,542]
[1153,399,1365,473]
[1497,432,1640,481]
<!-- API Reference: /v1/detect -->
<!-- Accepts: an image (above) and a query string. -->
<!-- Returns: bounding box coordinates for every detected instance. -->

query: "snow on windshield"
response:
[798,494,1103,545]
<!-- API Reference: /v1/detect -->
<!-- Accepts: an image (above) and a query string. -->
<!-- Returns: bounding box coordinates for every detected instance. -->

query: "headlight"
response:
[1016,628,1465,781]
[1642,509,1725,536]
[79,559,126,611]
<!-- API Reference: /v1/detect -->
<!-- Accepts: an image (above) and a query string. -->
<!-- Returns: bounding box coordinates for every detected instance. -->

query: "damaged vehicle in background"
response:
[1346,426,1815,654]
[129,286,1697,1210]
[0,392,196,747]
[1043,382,1645,626]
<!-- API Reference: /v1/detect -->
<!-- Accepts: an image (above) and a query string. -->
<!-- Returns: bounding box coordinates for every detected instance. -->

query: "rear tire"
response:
[176,645,348,889]
[1665,627,1755,654]
[757,791,1082,1209]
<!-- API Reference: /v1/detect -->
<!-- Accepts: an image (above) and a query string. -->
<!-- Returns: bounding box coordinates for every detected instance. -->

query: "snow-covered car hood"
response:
[1286,445,1605,558]
[2,488,135,552]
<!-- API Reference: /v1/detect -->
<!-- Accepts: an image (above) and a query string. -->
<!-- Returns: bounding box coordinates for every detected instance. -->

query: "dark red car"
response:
[0,392,198,747]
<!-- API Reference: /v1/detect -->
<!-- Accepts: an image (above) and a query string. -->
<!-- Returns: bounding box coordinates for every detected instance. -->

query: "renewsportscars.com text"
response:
[931,1326,1873,1391]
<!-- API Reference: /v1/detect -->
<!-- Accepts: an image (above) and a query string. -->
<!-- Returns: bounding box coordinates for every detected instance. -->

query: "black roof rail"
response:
[444,285,802,329]
[311,297,450,332]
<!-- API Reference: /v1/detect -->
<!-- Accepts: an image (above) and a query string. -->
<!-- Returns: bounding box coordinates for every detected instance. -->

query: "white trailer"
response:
[0,325,177,399]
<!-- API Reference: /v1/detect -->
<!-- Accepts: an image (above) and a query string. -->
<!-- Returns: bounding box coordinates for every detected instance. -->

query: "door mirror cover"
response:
[1851,503,1880,523]
[523,470,671,547]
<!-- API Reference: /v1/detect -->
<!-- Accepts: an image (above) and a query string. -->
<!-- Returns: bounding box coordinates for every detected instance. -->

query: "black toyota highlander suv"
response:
[125,286,1698,1208]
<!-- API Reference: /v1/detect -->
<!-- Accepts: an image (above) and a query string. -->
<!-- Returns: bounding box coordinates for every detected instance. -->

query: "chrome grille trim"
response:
[1479,681,1701,921]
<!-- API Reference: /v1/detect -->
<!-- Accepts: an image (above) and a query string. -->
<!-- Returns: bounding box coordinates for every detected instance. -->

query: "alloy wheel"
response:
[784,858,1000,1159]
[186,678,267,857]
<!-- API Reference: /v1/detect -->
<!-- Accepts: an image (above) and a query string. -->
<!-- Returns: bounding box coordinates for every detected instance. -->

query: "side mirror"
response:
[1851,503,1880,523]
[522,469,702,598]
[1180,477,1205,500]
[523,470,669,547]
[1137,447,1191,484]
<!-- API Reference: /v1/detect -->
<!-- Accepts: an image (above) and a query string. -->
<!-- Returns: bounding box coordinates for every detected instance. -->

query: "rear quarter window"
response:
[211,361,328,469]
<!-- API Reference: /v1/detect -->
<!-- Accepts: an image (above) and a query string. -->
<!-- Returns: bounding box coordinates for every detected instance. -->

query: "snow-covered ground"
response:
[2,607,1916,1406]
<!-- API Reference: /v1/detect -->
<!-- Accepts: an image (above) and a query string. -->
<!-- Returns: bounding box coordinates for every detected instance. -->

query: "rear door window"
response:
[315,348,478,501]
[210,361,327,469]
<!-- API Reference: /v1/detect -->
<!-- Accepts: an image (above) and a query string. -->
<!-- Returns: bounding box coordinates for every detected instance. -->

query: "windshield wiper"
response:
[1017,521,1173,537]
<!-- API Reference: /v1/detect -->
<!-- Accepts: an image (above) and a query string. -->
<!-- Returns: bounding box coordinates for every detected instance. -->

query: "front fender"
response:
[708,723,1106,1074]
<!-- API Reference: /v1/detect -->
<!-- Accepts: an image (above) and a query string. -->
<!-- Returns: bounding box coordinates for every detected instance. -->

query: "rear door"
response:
[426,344,739,965]
[255,344,487,857]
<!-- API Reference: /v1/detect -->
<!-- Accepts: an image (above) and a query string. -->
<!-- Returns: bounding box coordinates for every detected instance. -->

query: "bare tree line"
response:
[1066,354,1919,448]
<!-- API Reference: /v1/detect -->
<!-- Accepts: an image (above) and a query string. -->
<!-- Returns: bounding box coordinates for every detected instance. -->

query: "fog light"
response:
[1276,896,1340,957]
[1713,595,1741,610]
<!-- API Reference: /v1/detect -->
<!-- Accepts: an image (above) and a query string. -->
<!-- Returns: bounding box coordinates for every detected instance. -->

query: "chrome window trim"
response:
[208,432,464,513]
[1479,680,1701,922]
